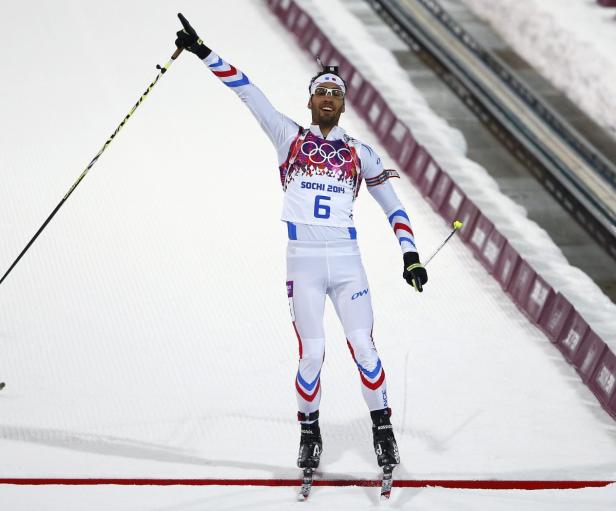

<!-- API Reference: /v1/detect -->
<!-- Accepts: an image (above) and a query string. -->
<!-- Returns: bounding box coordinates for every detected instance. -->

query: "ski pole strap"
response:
[405,263,425,292]
[297,410,319,423]
[405,263,424,272]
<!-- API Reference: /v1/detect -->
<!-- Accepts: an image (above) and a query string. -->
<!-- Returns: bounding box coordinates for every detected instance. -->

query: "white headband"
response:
[310,73,346,95]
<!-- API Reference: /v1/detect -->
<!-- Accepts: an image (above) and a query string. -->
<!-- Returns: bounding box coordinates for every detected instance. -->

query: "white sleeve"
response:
[202,52,299,164]
[360,144,418,254]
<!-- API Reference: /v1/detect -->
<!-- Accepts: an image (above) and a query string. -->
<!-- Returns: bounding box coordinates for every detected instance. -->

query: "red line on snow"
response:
[0,479,612,490]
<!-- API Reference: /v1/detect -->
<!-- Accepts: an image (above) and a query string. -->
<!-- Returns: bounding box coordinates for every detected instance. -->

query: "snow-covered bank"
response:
[301,0,616,351]
[459,0,616,140]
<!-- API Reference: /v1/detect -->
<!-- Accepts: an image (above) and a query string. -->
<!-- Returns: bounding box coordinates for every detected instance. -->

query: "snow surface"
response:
[1,0,615,509]
[460,0,616,140]
[3,484,616,511]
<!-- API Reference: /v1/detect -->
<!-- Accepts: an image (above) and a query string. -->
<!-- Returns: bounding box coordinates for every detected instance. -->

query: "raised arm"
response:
[360,144,428,292]
[175,13,299,163]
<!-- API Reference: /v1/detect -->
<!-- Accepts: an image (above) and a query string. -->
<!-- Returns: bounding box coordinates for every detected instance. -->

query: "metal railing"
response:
[367,0,616,258]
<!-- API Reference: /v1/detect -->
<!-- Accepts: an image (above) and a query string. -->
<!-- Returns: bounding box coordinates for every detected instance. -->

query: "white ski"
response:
[380,465,394,501]
[297,468,314,501]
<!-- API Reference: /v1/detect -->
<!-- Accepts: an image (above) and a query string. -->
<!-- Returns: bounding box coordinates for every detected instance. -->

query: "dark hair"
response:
[308,64,347,92]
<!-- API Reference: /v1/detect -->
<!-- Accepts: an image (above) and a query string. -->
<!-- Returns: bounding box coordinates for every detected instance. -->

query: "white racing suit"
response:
[202,52,418,419]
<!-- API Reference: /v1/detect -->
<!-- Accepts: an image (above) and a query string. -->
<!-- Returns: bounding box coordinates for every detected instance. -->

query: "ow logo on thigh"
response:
[352,289,369,300]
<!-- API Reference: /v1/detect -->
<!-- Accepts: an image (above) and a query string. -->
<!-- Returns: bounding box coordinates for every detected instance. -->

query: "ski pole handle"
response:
[156,47,184,74]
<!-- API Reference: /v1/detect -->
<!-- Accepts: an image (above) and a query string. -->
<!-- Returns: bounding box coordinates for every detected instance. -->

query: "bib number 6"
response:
[314,195,331,219]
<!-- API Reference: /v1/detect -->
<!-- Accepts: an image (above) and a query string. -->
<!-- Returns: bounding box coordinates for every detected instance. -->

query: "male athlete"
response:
[174,14,427,473]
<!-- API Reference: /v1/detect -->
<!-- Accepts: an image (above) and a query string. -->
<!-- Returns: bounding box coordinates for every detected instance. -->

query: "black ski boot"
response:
[371,408,400,467]
[297,421,323,469]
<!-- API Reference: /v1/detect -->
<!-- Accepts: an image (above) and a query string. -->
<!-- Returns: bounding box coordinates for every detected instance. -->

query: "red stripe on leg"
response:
[359,368,386,390]
[293,321,303,359]
[296,378,321,402]
[346,339,357,362]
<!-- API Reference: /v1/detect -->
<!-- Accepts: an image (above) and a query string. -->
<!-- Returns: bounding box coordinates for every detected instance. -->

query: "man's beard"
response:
[317,111,339,128]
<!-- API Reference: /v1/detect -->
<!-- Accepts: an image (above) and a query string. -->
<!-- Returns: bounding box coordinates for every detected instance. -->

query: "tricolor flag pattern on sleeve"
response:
[388,208,417,253]
[365,168,400,188]
[205,52,250,88]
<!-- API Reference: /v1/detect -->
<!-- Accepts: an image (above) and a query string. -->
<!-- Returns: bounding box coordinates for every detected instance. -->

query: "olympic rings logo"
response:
[300,141,353,168]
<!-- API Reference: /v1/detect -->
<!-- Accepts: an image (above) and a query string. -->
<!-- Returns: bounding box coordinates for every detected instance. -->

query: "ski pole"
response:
[423,220,463,266]
[0,46,184,287]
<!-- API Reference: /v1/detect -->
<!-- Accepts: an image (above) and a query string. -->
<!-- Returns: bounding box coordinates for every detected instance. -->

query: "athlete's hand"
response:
[175,13,211,59]
[403,251,428,292]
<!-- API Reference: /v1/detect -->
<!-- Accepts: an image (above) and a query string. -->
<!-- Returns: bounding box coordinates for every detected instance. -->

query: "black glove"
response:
[403,251,428,292]
[175,13,211,59]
